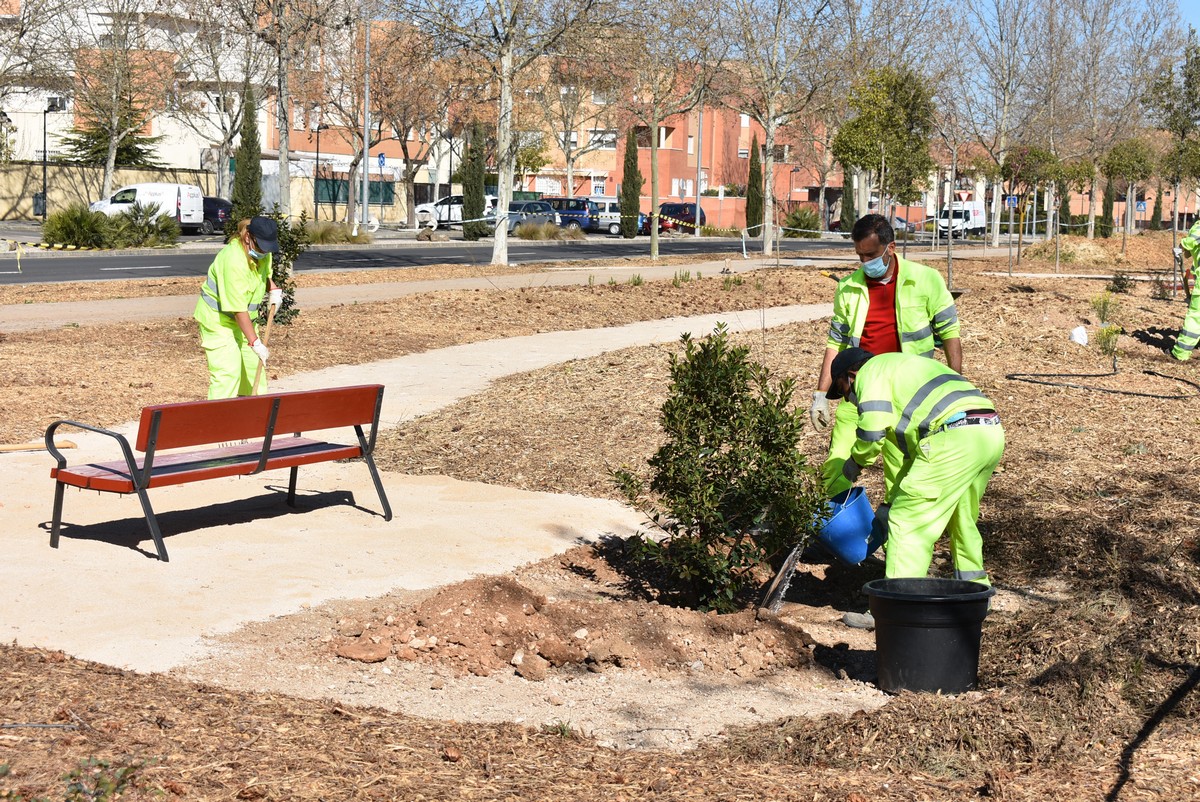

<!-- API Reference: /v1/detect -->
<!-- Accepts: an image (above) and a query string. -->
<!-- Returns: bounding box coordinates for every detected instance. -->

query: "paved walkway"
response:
[0,278,831,673]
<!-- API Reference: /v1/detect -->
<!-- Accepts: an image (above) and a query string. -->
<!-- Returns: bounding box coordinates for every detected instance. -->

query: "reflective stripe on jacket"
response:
[193,240,271,332]
[1182,220,1200,271]
[826,257,959,357]
[848,352,997,465]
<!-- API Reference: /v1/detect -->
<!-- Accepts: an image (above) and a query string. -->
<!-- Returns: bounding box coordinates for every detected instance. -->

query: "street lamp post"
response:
[313,123,328,220]
[42,97,64,221]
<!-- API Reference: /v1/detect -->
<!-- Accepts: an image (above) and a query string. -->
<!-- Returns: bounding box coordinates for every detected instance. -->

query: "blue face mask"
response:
[862,250,889,279]
[248,247,264,261]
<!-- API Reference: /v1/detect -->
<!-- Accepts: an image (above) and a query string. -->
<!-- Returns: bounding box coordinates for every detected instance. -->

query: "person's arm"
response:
[943,337,962,374]
[232,310,259,344]
[817,346,838,392]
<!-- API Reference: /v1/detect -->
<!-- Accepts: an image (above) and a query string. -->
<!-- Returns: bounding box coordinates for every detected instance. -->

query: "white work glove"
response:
[251,339,270,363]
[1174,247,1184,260]
[268,288,283,308]
[809,391,831,431]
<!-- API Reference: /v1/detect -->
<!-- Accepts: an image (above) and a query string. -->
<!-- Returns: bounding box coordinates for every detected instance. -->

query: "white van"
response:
[937,200,987,237]
[90,183,205,233]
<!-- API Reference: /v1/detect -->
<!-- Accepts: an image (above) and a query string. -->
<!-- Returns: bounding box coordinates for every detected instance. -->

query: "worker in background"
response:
[193,216,282,398]
[827,348,1005,629]
[1171,218,1200,360]
[809,213,963,502]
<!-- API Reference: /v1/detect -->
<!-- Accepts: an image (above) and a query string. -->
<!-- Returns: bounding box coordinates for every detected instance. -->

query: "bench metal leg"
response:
[362,454,393,521]
[50,481,66,549]
[288,466,298,507]
[133,486,169,562]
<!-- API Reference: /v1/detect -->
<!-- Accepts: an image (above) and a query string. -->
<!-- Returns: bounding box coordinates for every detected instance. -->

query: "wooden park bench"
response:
[45,384,393,562]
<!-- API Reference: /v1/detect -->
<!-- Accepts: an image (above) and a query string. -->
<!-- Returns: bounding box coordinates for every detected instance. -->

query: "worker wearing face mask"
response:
[1171,218,1200,360]
[809,213,963,507]
[193,216,282,399]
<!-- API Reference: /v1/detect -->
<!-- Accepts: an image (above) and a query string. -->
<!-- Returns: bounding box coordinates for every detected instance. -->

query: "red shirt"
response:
[858,258,901,354]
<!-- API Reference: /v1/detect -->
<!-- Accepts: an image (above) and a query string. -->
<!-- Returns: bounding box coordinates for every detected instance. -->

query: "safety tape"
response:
[3,239,100,251]
[655,213,702,229]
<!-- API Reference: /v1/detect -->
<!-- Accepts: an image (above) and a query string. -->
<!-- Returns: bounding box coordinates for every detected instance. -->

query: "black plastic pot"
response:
[864,577,996,694]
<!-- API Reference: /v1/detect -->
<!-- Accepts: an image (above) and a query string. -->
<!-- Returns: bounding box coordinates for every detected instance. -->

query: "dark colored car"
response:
[543,197,600,231]
[201,196,232,235]
[658,202,706,233]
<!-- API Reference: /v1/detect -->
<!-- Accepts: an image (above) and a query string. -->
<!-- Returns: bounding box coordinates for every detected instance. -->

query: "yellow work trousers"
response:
[822,399,905,501]
[199,324,264,399]
[884,423,1005,585]
[1172,289,1200,359]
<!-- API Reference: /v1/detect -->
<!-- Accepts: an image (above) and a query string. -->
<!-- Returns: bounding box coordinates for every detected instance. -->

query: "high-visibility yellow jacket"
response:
[192,241,272,333]
[1182,220,1200,273]
[849,352,997,467]
[826,257,959,357]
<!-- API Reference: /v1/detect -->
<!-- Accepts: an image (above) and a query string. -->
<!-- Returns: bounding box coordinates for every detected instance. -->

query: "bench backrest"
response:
[135,385,385,452]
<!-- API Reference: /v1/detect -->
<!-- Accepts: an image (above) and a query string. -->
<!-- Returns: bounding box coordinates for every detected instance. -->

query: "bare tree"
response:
[232,0,352,216]
[619,2,724,260]
[531,52,625,197]
[42,0,176,198]
[398,0,624,266]
[718,0,838,255]
[944,0,1037,247]
[1060,0,1178,238]
[0,0,71,107]
[162,10,274,199]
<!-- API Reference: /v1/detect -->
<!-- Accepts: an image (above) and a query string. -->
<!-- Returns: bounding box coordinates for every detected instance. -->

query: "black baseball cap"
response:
[826,347,874,399]
[247,216,280,253]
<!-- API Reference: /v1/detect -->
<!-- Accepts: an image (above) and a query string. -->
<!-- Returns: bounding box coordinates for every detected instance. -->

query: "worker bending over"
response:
[193,216,282,399]
[828,348,1005,629]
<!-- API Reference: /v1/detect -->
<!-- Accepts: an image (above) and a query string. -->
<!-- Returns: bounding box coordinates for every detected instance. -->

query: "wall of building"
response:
[0,163,216,221]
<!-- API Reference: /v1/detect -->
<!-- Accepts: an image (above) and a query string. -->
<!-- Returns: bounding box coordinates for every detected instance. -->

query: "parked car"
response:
[414,194,498,229]
[892,216,914,234]
[591,198,646,236]
[658,202,706,233]
[492,200,557,233]
[542,197,601,231]
[201,196,232,235]
[89,182,205,233]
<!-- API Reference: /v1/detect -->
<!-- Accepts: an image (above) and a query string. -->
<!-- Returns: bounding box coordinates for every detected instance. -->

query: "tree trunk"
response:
[1086,163,1099,239]
[490,47,514,266]
[276,46,291,216]
[650,119,660,260]
[762,110,777,257]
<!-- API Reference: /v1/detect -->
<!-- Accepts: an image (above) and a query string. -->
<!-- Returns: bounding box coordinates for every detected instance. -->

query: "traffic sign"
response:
[1005,195,1018,208]
[1136,201,1147,212]
[377,152,386,168]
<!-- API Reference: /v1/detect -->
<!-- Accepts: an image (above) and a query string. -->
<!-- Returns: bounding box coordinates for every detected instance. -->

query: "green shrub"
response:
[309,220,352,244]
[259,210,309,328]
[782,206,820,238]
[108,202,180,248]
[627,273,644,286]
[1106,272,1134,294]
[1090,290,1119,325]
[42,204,111,248]
[700,225,739,237]
[1096,323,1121,357]
[513,221,580,240]
[611,324,824,612]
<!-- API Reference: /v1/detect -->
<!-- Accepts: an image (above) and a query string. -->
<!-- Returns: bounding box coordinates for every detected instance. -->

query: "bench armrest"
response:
[45,420,144,487]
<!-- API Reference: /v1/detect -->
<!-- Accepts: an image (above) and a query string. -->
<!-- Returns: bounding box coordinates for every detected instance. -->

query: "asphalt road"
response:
[0,233,981,285]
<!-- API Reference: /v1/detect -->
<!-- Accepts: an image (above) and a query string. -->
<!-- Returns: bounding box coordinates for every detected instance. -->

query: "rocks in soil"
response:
[325,546,817,680]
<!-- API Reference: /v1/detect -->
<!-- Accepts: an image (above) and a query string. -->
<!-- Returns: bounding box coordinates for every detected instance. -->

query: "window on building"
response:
[293,103,306,131]
[671,178,680,196]
[560,130,579,150]
[593,89,614,105]
[687,135,694,155]
[659,127,672,148]
[535,176,562,195]
[588,129,618,149]
[591,177,607,196]
[740,113,750,127]
[738,148,750,159]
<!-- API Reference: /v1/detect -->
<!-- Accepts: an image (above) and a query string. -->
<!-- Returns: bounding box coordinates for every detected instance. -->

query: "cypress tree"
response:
[745,135,763,234]
[620,128,644,238]
[839,183,857,232]
[230,82,263,232]
[462,123,487,241]
[1099,176,1115,238]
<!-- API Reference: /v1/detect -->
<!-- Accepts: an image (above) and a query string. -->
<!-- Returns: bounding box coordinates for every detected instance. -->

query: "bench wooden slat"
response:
[52,438,363,492]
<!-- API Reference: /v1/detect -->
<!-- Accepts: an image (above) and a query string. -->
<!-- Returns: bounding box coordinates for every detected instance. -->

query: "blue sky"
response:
[1181,0,1200,29]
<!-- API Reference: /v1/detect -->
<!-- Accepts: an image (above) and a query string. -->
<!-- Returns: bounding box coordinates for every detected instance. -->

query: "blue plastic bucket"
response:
[817,486,884,565]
